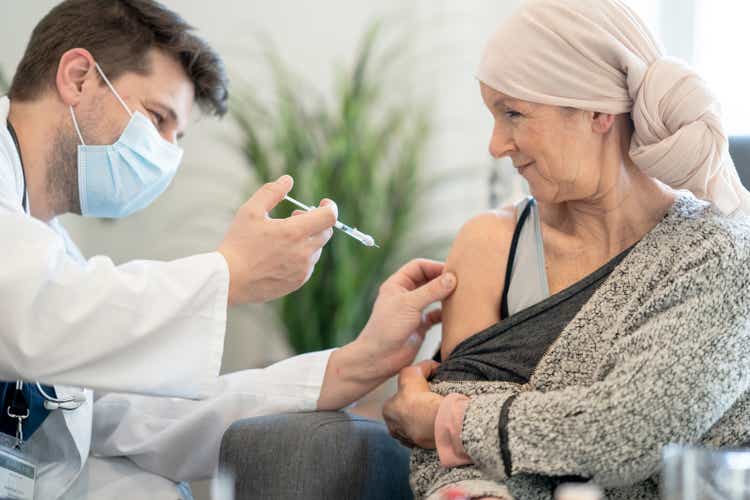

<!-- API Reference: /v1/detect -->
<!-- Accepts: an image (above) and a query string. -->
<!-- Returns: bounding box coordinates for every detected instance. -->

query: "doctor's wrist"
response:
[317,339,386,410]
[217,247,244,306]
[347,336,392,381]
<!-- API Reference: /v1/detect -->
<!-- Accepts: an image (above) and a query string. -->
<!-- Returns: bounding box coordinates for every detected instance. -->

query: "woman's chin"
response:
[525,181,558,204]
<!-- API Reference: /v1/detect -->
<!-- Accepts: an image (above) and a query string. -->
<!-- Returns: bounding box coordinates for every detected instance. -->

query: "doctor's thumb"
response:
[247,174,294,214]
[408,272,457,310]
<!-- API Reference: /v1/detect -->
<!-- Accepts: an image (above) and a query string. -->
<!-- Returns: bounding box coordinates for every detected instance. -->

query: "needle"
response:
[284,196,380,248]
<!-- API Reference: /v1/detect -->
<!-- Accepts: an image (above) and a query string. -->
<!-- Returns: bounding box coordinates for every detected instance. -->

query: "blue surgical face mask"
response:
[70,63,184,218]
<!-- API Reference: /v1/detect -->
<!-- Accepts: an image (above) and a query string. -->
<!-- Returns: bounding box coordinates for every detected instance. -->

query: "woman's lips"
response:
[516,161,534,171]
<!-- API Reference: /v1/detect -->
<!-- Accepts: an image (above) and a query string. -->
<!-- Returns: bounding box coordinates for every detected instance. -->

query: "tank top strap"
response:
[500,196,550,318]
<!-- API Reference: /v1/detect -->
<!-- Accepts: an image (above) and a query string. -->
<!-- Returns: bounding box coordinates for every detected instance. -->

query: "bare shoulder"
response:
[441,205,518,359]
[449,206,516,256]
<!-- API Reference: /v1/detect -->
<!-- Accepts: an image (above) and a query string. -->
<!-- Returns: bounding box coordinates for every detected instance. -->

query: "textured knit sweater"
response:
[410,193,750,500]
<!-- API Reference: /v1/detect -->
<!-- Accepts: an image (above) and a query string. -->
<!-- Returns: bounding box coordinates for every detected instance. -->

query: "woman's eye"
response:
[505,110,522,119]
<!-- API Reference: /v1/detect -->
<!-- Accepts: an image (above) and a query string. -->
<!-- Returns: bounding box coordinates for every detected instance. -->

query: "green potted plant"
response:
[231,23,439,353]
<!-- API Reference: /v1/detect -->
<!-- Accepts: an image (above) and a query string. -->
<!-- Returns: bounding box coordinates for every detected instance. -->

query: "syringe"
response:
[284,195,380,248]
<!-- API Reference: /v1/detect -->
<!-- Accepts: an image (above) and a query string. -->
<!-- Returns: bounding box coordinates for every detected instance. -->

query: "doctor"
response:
[0,1,457,498]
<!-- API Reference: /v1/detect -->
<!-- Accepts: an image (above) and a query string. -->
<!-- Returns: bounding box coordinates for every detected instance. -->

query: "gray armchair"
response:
[729,136,750,188]
[219,411,412,500]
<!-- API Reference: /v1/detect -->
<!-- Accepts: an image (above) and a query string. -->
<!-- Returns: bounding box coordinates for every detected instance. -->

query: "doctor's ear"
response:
[55,48,98,106]
[591,112,616,134]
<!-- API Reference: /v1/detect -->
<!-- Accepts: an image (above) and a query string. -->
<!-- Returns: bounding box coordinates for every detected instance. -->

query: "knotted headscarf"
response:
[478,0,750,215]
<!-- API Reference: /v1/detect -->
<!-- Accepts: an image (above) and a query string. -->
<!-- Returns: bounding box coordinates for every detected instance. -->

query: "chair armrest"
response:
[219,411,413,500]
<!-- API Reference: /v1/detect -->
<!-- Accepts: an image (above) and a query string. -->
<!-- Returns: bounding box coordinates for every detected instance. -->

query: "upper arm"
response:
[441,207,516,360]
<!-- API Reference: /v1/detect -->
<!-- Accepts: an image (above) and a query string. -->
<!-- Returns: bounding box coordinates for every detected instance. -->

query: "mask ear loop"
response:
[94,63,133,118]
[69,106,86,146]
[69,61,134,146]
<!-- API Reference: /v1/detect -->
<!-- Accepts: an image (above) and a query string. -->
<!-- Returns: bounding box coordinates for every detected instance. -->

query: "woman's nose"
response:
[488,123,516,159]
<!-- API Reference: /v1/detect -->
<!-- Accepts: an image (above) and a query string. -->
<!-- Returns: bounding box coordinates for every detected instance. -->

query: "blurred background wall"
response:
[1,1,747,498]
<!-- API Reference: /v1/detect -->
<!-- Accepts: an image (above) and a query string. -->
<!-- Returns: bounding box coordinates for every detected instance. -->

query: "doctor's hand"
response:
[317,259,457,410]
[355,259,456,377]
[218,175,337,305]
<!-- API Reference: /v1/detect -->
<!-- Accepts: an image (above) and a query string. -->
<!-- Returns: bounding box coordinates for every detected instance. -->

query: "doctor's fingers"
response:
[383,259,446,293]
[290,197,334,216]
[285,231,330,275]
[286,202,338,237]
[403,271,457,313]
[406,310,442,347]
[245,175,295,216]
[417,308,443,336]
[306,226,334,252]
[301,230,330,266]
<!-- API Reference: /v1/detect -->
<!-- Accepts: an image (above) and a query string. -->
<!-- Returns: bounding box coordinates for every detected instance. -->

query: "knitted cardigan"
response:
[410,193,750,500]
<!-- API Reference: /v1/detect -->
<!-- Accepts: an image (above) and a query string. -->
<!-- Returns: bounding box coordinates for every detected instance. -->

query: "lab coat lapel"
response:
[61,388,93,474]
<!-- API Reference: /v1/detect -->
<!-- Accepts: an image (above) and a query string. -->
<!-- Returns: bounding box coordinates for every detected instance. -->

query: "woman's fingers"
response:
[397,360,440,390]
[415,359,441,379]
[391,428,415,449]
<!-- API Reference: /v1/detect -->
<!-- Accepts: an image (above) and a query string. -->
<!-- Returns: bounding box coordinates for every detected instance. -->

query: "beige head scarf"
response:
[478,0,750,215]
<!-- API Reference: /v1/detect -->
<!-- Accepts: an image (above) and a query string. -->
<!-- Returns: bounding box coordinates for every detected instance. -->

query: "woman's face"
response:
[480,82,609,204]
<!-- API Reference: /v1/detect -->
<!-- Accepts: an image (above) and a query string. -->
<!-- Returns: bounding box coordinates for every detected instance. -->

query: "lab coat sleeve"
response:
[0,210,229,398]
[91,348,334,482]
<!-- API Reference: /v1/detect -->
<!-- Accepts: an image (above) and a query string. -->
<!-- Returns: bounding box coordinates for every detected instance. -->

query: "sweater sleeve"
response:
[461,252,750,488]
[410,381,523,499]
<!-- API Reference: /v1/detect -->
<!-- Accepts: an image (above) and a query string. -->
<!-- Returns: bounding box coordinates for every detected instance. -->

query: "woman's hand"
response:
[383,360,443,448]
[317,259,456,410]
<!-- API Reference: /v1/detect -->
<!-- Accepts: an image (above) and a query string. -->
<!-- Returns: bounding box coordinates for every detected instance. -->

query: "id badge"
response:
[0,434,35,500]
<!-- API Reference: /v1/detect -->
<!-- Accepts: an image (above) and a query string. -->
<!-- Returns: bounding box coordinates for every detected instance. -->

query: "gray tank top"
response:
[504,196,550,317]
[434,197,634,382]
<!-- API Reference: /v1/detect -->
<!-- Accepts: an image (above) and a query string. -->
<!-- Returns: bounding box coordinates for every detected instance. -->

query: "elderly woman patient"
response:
[383,1,750,499]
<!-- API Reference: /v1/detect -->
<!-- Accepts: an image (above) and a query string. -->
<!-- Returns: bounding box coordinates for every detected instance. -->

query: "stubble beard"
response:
[46,124,81,216]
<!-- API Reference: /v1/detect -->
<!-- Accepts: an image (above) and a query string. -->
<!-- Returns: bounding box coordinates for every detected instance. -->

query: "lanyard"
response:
[3,384,29,448]
[3,122,31,447]
[6,121,27,214]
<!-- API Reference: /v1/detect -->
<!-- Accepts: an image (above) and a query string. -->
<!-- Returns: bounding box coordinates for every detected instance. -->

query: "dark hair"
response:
[9,0,228,116]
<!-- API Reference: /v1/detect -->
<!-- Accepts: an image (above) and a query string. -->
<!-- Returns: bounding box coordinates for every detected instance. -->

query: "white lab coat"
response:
[0,97,333,499]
